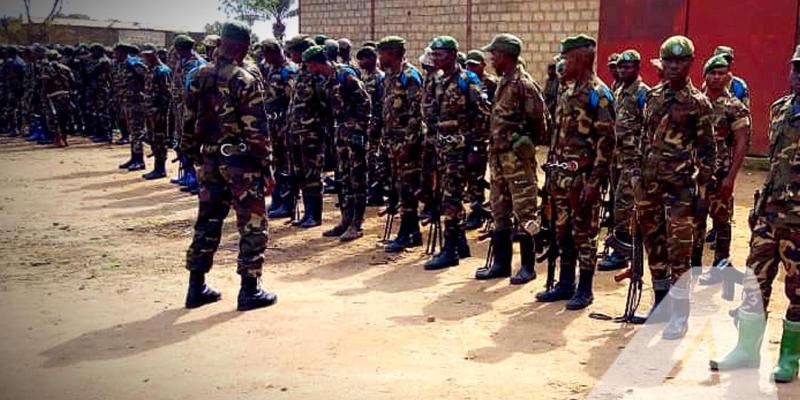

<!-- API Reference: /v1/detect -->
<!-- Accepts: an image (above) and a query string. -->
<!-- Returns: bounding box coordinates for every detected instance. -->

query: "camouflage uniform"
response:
[261,57,297,212]
[145,62,174,164]
[3,51,26,135]
[40,56,76,144]
[22,56,44,131]
[123,55,149,159]
[181,57,271,278]
[544,74,560,120]
[362,67,385,203]
[0,49,8,132]
[111,57,128,140]
[465,73,497,211]
[84,52,113,140]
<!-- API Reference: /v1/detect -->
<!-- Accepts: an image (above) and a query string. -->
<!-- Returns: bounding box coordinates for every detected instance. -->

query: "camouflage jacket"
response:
[326,64,371,133]
[6,56,26,101]
[287,65,327,139]
[123,56,148,105]
[425,65,490,147]
[84,56,112,101]
[489,64,547,154]
[181,57,270,170]
[146,63,173,113]
[706,89,751,177]
[381,61,423,146]
[760,94,800,226]
[22,60,42,110]
[261,59,297,130]
[362,68,385,141]
[551,75,615,191]
[639,80,715,185]
[111,59,126,104]
[40,60,75,98]
[613,77,650,170]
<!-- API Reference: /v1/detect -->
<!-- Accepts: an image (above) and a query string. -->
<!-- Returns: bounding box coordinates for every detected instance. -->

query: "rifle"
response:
[536,168,559,291]
[378,164,398,243]
[424,163,443,256]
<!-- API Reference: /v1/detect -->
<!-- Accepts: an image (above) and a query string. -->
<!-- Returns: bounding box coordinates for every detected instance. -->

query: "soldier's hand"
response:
[580,185,600,205]
[264,175,276,196]
[720,177,735,202]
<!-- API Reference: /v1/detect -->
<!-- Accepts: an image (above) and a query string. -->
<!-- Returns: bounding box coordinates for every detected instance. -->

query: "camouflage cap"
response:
[618,49,641,63]
[713,45,734,61]
[313,34,329,45]
[703,54,730,75]
[356,46,377,59]
[660,35,695,59]
[46,49,59,60]
[481,33,522,56]
[301,45,327,63]
[203,34,221,47]
[559,34,596,54]
[792,45,800,63]
[285,35,315,52]
[430,35,459,51]
[173,34,195,49]
[221,21,251,43]
[465,49,485,65]
[607,52,620,65]
[260,38,282,53]
[376,36,406,51]
[140,43,157,54]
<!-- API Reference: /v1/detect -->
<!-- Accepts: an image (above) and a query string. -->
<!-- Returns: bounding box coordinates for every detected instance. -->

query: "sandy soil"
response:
[0,136,798,400]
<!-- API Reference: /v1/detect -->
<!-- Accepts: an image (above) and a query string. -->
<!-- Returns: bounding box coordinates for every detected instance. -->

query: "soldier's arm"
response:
[588,92,615,190]
[237,75,272,173]
[695,98,717,186]
[347,74,372,129]
[405,76,423,146]
[726,102,752,183]
[180,71,202,161]
[522,80,547,146]
[467,80,491,141]
[370,76,384,140]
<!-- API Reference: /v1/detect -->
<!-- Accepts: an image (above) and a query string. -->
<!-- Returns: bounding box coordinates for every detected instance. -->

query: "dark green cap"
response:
[362,41,377,48]
[481,33,522,56]
[221,21,251,43]
[607,52,620,65]
[173,34,195,49]
[559,34,596,54]
[285,35,314,52]
[376,36,405,51]
[430,35,459,51]
[714,45,734,61]
[660,35,695,59]
[46,49,59,60]
[618,49,641,63]
[704,54,730,75]
[464,49,485,65]
[356,46,377,59]
[313,35,329,45]
[89,43,104,52]
[301,45,327,63]
[260,38,282,53]
[140,43,157,54]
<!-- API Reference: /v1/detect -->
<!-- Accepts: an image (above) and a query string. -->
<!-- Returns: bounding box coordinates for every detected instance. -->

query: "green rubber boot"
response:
[772,319,800,383]
[709,309,766,371]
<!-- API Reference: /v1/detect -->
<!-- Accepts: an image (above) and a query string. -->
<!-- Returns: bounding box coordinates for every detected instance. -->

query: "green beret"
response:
[481,33,522,56]
[465,49,485,65]
[792,45,800,63]
[376,36,405,51]
[313,35,329,45]
[285,35,315,52]
[126,44,140,54]
[221,21,251,43]
[46,49,59,60]
[430,35,459,51]
[356,46,377,59]
[618,49,641,63]
[607,52,620,65]
[560,34,596,54]
[89,43,104,52]
[140,43,157,54]
[301,45,327,63]
[260,38,282,53]
[660,35,695,59]
[704,54,730,75]
[173,34,195,49]
[714,45,734,61]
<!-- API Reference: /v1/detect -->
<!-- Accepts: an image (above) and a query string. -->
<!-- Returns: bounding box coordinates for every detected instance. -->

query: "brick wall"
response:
[299,0,600,80]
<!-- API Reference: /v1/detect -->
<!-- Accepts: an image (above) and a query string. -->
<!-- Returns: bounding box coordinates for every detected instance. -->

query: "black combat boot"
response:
[323,207,352,237]
[142,157,167,180]
[535,258,577,302]
[127,152,146,171]
[597,250,628,271]
[510,233,537,285]
[457,229,471,259]
[299,193,323,228]
[185,271,222,309]
[267,175,285,215]
[340,204,365,242]
[237,275,278,311]
[475,229,512,280]
[566,269,595,310]
[292,192,313,227]
[641,278,671,323]
[269,182,296,219]
[464,205,488,231]
[424,221,460,270]
[385,212,422,253]
[118,152,135,169]
[366,183,384,207]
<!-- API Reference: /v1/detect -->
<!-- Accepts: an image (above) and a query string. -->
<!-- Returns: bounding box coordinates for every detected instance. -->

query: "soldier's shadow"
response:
[40,308,241,368]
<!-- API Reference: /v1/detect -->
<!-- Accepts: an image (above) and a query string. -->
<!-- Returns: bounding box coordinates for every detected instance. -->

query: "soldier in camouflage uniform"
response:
[378,36,425,253]
[710,46,800,384]
[0,46,7,133]
[463,49,498,231]
[535,35,615,310]
[110,44,130,144]
[59,46,83,137]
[117,44,149,172]
[285,35,327,228]
[2,46,26,137]
[597,50,650,272]
[305,46,372,241]
[84,44,113,143]
[140,43,174,180]
[357,45,386,207]
[421,36,490,270]
[259,39,298,219]
[632,36,715,339]
[693,55,751,284]
[181,22,277,312]
[607,53,621,91]
[40,49,75,147]
[23,45,48,143]
[473,34,547,284]
[418,47,439,222]
[172,35,208,194]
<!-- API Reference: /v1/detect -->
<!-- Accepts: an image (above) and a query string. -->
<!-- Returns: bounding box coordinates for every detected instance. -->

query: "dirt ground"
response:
[0,136,798,400]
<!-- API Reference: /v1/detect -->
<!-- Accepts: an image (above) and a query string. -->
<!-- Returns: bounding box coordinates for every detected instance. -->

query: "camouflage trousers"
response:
[147,110,169,161]
[289,128,324,196]
[693,188,734,261]
[44,94,72,139]
[637,175,695,283]
[740,218,800,322]
[125,102,146,155]
[489,150,539,234]
[186,157,267,278]
[268,119,290,179]
[465,141,489,208]
[367,138,388,198]
[87,93,112,138]
[2,96,22,133]
[437,140,468,223]
[336,127,368,213]
[386,136,422,214]
[613,169,636,240]
[550,173,601,272]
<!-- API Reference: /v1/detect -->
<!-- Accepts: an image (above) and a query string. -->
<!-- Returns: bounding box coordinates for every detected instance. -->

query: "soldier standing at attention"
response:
[305,46,372,241]
[535,35,615,310]
[422,36,490,271]
[473,34,547,284]
[110,43,130,145]
[608,52,621,91]
[356,45,386,207]
[181,22,277,311]
[632,36,715,338]
[140,43,174,180]
[4,46,26,137]
[597,50,650,272]
[117,44,149,172]
[84,44,113,144]
[172,35,208,194]
[713,46,750,107]
[40,50,75,148]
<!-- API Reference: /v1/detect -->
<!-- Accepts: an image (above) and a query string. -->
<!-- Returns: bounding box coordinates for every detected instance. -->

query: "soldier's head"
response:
[285,35,314,64]
[464,50,486,76]
[323,39,339,62]
[46,49,60,62]
[172,34,196,59]
[616,49,641,85]
[482,34,522,75]
[559,34,596,81]
[660,35,694,86]
[140,43,158,66]
[429,36,458,73]
[89,43,104,59]
[6,46,16,58]
[218,22,252,62]
[703,54,731,92]
[547,61,557,78]
[112,43,126,62]
[789,45,800,95]
[260,39,284,65]
[607,52,620,81]
[31,43,46,60]
[356,45,377,72]
[203,34,221,58]
[337,38,352,61]
[303,45,333,77]
[157,48,168,61]
[376,36,406,71]
[714,45,735,66]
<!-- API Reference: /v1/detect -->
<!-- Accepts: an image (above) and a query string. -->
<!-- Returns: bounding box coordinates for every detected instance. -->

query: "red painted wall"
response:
[597,0,799,155]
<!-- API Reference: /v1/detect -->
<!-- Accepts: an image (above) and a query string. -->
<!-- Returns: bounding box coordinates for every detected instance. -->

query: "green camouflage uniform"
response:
[261,59,297,192]
[466,73,497,209]
[145,62,173,163]
[84,54,113,138]
[287,65,327,196]
[40,58,75,139]
[123,55,149,155]
[362,68,385,201]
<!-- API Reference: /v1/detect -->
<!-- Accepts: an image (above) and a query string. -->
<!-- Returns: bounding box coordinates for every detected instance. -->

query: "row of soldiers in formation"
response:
[2,21,799,383]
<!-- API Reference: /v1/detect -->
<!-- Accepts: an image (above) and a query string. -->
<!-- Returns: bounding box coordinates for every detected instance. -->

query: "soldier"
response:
[713,45,750,107]
[110,43,130,145]
[690,55,751,284]
[59,45,83,137]
[543,59,560,121]
[473,34,547,284]
[40,49,75,147]
[356,45,386,206]
[535,35,615,310]
[463,49,497,231]
[202,34,220,61]
[260,39,298,220]
[421,36,490,270]
[337,38,359,71]
[378,36,425,253]
[84,43,113,143]
[0,46,7,134]
[418,46,439,222]
[172,35,207,194]
[285,35,326,228]
[608,52,621,91]
[305,46,372,241]
[597,50,650,272]
[117,44,149,172]
[3,46,26,137]
[140,43,174,180]
[181,22,277,311]
[709,45,800,384]
[632,36,715,339]
[28,44,51,145]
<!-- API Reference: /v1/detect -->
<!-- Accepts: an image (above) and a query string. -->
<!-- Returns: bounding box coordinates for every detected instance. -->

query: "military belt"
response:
[220,143,249,157]
[437,134,465,145]
[543,160,581,172]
